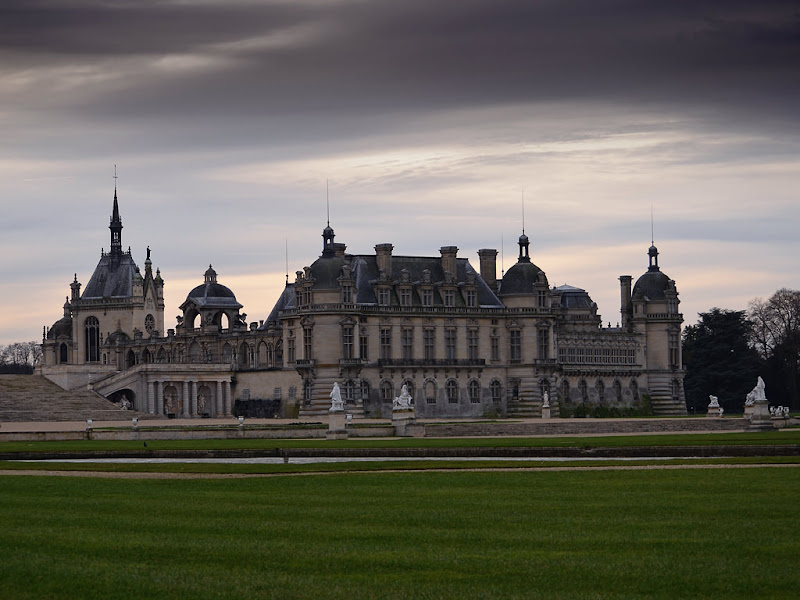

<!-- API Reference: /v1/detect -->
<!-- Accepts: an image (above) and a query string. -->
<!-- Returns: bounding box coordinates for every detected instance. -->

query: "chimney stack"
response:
[440,246,458,278]
[478,249,498,291]
[375,244,393,276]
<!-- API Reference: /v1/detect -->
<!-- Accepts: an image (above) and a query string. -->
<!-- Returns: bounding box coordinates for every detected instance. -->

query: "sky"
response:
[1,0,799,346]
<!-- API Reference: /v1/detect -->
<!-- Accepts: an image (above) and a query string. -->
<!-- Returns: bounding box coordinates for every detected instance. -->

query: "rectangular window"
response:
[287,338,296,363]
[402,328,413,361]
[443,289,455,307]
[510,330,521,363]
[538,329,549,360]
[342,326,354,359]
[378,288,390,306]
[421,289,433,307]
[359,333,369,361]
[273,387,282,400]
[289,386,297,399]
[490,336,499,361]
[445,329,456,360]
[465,289,476,308]
[537,290,547,308]
[423,329,435,361]
[467,329,479,360]
[400,288,412,307]
[342,285,352,304]
[380,328,392,360]
[303,328,313,360]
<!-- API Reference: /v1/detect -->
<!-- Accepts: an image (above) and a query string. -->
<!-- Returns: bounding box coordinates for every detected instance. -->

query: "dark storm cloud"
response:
[3,0,799,132]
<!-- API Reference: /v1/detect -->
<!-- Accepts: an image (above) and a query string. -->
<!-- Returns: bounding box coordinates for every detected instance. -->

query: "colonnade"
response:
[144,378,232,417]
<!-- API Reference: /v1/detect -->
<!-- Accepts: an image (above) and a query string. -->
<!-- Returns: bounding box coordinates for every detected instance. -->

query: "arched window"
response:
[380,380,393,403]
[630,379,639,402]
[360,380,370,403]
[561,379,571,403]
[402,379,415,403]
[188,342,202,363]
[468,379,481,403]
[85,316,100,362]
[579,379,588,402]
[59,343,68,363]
[596,379,605,402]
[238,342,251,368]
[446,379,459,404]
[343,379,356,405]
[425,380,437,404]
[275,340,283,365]
[222,344,233,364]
[126,349,137,369]
[156,348,166,363]
[613,379,622,402]
[490,379,502,403]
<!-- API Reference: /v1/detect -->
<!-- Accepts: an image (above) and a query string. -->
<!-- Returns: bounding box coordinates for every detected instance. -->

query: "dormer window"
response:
[342,285,353,304]
[421,288,433,307]
[443,289,455,308]
[464,289,476,308]
[399,287,412,307]
[377,288,390,307]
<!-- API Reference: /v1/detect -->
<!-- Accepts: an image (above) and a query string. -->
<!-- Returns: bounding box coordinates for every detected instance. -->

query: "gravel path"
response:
[1,463,799,479]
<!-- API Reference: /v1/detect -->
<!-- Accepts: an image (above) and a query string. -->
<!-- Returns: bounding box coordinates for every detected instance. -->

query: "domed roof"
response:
[47,316,72,340]
[308,256,347,290]
[499,261,549,295]
[183,265,242,308]
[632,270,671,302]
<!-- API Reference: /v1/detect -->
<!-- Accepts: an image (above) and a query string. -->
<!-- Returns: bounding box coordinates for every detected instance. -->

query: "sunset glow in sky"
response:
[1,0,799,345]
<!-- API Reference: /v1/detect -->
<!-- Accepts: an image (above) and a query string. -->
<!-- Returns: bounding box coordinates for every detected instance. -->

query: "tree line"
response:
[0,341,42,374]
[683,288,800,414]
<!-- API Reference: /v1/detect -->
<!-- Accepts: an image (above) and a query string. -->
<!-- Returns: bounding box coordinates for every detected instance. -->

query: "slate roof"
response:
[498,260,549,296]
[555,284,595,309]
[632,270,672,302]
[81,252,139,299]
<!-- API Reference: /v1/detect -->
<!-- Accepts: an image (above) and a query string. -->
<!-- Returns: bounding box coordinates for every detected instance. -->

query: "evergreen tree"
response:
[682,308,763,414]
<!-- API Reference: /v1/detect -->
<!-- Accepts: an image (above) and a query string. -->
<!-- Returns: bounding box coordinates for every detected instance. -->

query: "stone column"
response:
[182,381,190,417]
[224,380,232,415]
[148,381,155,414]
[190,380,198,416]
[216,380,223,417]
[156,381,164,416]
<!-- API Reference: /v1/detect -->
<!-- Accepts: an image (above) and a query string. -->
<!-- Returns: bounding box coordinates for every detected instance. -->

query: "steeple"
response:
[321,223,335,258]
[109,184,123,255]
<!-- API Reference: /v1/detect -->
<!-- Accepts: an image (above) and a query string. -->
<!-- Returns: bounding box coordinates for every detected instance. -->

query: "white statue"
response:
[330,382,344,412]
[746,377,767,405]
[197,393,206,414]
[118,394,131,410]
[164,394,175,415]
[542,391,550,408]
[708,395,720,408]
[393,385,413,410]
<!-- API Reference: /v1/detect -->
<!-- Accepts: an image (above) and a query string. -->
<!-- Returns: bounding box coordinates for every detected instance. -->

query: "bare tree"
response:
[748,289,800,408]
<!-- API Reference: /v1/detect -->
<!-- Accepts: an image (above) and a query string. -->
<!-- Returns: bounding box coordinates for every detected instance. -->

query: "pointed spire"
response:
[109,167,123,255]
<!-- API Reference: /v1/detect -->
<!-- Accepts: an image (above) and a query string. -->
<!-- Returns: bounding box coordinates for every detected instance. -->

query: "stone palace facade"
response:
[40,190,686,419]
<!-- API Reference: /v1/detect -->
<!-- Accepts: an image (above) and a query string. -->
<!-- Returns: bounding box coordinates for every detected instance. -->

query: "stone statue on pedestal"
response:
[393,384,413,411]
[330,382,344,412]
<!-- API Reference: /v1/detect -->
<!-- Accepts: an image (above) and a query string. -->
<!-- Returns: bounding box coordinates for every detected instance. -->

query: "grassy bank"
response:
[2,468,798,599]
[1,429,799,454]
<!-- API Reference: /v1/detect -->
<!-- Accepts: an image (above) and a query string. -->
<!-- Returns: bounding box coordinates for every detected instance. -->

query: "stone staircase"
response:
[647,371,688,416]
[299,373,365,418]
[0,374,141,422]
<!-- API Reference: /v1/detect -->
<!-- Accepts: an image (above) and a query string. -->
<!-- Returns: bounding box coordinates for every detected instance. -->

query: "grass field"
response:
[2,468,799,599]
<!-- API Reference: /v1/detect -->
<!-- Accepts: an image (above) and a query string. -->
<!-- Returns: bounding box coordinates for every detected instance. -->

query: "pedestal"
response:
[327,410,348,440]
[748,399,775,431]
[541,406,551,419]
[743,404,754,419]
[392,410,417,437]
[706,406,722,418]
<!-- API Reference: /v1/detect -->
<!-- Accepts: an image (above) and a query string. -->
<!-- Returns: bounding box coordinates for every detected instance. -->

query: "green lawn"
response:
[2,428,800,454]
[2,468,799,599]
